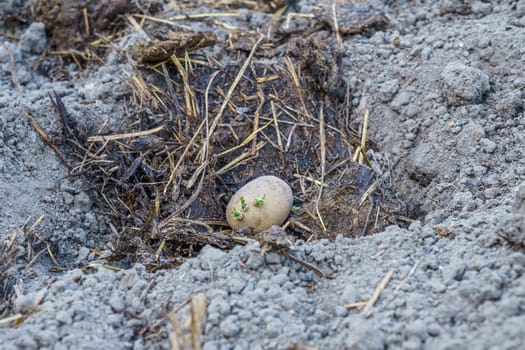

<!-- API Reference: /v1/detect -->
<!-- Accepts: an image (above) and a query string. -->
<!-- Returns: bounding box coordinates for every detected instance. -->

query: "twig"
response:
[27,215,45,234]
[332,4,344,50]
[394,259,421,295]
[155,239,166,261]
[3,44,22,93]
[23,110,71,168]
[190,294,208,350]
[284,56,312,119]
[83,263,123,272]
[161,62,182,124]
[87,125,165,142]
[82,8,90,37]
[171,55,197,126]
[288,254,334,279]
[358,180,379,207]
[45,242,61,267]
[168,163,207,217]
[362,268,395,316]
[370,249,385,260]
[167,312,184,350]
[344,301,368,309]
[284,124,297,152]
[271,101,283,151]
[0,313,24,326]
[217,120,273,157]
[360,196,374,236]
[139,279,156,302]
[126,14,149,39]
[215,141,266,175]
[315,105,327,232]
[24,248,47,271]
[358,109,369,164]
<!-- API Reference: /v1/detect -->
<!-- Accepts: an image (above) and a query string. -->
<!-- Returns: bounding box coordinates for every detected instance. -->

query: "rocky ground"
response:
[1,0,524,349]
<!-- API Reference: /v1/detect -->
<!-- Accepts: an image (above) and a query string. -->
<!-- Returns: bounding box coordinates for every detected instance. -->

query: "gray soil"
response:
[1,0,525,349]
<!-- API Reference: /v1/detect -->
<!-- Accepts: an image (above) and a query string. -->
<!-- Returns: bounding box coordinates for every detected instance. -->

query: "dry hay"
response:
[30,0,162,77]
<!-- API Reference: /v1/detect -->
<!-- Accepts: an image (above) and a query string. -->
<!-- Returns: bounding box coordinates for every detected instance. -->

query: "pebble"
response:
[378,79,400,102]
[220,315,241,338]
[440,63,490,106]
[19,22,47,55]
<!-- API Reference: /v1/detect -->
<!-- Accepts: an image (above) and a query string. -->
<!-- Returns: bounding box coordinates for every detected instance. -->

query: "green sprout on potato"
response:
[231,208,244,221]
[231,194,266,222]
[253,193,266,207]
[240,196,249,211]
[290,205,301,213]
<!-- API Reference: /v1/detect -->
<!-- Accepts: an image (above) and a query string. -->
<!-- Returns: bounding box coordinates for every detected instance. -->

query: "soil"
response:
[1,0,525,349]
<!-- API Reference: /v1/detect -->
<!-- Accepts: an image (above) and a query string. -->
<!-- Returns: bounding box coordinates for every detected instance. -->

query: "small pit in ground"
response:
[26,1,415,271]
[46,46,410,270]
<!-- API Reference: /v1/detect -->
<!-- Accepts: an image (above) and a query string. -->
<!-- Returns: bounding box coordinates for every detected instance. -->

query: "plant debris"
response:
[317,2,388,35]
[33,0,162,68]
[0,216,51,319]
[132,31,217,63]
[256,225,334,279]
[27,0,409,271]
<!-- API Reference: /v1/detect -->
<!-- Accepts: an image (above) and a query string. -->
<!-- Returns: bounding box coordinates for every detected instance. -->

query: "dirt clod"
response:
[132,31,217,63]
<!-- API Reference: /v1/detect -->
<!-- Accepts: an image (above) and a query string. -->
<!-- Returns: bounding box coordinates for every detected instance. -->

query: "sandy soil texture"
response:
[1,0,525,349]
